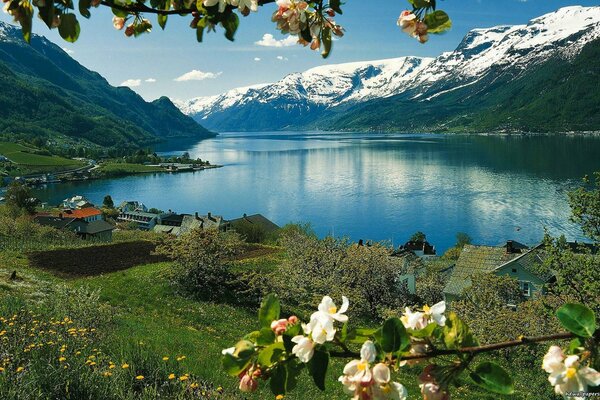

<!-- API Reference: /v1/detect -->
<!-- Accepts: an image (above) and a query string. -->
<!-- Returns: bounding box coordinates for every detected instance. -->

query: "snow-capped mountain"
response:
[178,6,600,132]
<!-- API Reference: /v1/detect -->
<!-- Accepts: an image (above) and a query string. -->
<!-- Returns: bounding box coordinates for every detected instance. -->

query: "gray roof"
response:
[180,214,223,234]
[493,244,552,281]
[119,210,160,219]
[81,220,115,235]
[153,225,182,235]
[443,245,521,296]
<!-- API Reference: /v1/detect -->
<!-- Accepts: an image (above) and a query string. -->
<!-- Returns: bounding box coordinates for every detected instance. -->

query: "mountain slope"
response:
[179,6,600,133]
[0,22,215,148]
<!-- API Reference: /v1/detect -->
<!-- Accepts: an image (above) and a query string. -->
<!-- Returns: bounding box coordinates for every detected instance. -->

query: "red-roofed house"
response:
[63,207,103,222]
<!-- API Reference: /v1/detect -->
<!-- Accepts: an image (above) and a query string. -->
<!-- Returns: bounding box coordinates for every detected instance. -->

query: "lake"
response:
[34,132,600,252]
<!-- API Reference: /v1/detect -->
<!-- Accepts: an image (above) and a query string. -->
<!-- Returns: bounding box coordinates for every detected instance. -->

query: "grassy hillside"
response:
[0,141,84,176]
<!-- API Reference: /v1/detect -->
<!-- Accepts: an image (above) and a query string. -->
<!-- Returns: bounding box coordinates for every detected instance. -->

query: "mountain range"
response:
[177,6,600,133]
[0,22,214,149]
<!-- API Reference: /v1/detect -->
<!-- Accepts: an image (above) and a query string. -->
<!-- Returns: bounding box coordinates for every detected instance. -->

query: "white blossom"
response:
[543,346,600,399]
[291,335,315,363]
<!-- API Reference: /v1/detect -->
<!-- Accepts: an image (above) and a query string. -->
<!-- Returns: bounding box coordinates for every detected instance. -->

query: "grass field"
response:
[0,238,551,400]
[97,163,164,177]
[0,142,82,167]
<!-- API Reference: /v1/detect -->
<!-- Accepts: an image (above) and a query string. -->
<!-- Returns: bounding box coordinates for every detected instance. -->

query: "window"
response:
[512,268,517,273]
[520,281,531,297]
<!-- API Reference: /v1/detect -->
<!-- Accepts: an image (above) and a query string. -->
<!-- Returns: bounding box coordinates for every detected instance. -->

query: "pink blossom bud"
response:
[239,374,258,392]
[288,315,298,324]
[112,16,125,31]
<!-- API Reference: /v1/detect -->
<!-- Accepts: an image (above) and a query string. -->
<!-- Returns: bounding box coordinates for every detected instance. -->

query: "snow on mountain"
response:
[178,6,600,130]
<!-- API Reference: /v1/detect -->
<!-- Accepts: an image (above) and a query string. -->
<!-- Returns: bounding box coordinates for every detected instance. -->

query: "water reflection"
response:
[36,133,600,251]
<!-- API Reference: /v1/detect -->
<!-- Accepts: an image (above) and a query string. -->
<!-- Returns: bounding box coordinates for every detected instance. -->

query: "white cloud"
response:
[120,79,142,87]
[174,70,222,82]
[276,56,289,61]
[62,48,74,55]
[145,78,157,83]
[254,57,261,61]
[255,34,297,47]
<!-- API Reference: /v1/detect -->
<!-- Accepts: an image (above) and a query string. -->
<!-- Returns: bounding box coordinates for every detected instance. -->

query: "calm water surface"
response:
[34,132,600,252]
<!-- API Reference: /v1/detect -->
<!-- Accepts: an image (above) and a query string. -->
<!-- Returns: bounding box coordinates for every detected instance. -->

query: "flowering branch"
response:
[223,295,600,400]
[330,331,578,360]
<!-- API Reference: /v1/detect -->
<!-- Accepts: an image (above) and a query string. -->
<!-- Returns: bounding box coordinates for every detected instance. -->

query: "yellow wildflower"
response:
[162,356,169,361]
[176,356,186,361]
[16,367,24,373]
[190,383,199,389]
[179,375,189,381]
[122,363,129,369]
[135,375,144,380]
[59,357,66,362]
[168,373,176,380]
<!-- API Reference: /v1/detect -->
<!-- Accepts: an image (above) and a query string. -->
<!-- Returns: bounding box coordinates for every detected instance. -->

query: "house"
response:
[62,195,94,210]
[443,241,550,302]
[228,213,280,233]
[117,210,164,230]
[34,215,115,241]
[118,201,148,213]
[62,207,103,222]
[396,240,437,258]
[151,213,189,236]
[179,212,226,235]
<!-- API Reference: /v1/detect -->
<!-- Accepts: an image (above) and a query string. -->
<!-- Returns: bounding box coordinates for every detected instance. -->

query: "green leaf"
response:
[346,327,377,344]
[409,322,437,339]
[556,304,596,338]
[443,312,478,350]
[158,14,167,30]
[78,0,91,18]
[380,317,410,353]
[221,353,251,376]
[282,323,301,353]
[58,14,81,43]
[19,4,34,43]
[196,25,204,42]
[269,361,304,395]
[470,362,514,395]
[423,10,452,34]
[409,0,430,8]
[222,12,239,42]
[329,0,342,14]
[38,1,56,28]
[568,337,583,354]
[258,294,280,329]
[111,7,128,18]
[321,26,332,59]
[256,328,276,346]
[257,342,285,367]
[307,347,329,391]
[300,26,312,43]
[233,339,255,359]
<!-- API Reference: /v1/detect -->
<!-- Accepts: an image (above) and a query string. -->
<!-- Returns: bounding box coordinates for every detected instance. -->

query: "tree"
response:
[102,195,114,209]
[5,181,39,215]
[409,231,426,242]
[3,0,452,59]
[442,231,472,260]
[568,172,600,242]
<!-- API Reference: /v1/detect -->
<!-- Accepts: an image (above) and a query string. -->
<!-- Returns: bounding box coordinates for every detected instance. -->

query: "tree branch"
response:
[99,0,278,16]
[330,331,575,361]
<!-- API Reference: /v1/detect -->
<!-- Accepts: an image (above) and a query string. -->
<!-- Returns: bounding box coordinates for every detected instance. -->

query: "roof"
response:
[80,220,115,234]
[152,225,182,235]
[180,214,224,234]
[493,244,552,281]
[34,216,79,230]
[444,245,522,296]
[64,208,103,219]
[228,214,280,232]
[160,213,187,225]
[119,210,160,219]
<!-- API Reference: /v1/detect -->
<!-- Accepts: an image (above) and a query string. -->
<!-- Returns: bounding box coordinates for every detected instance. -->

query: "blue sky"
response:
[2,0,598,101]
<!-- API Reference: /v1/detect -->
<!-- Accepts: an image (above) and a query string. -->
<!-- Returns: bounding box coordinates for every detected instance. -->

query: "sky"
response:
[2,0,598,101]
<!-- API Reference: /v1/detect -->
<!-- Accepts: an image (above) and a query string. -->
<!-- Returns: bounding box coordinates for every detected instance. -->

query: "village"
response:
[27,194,597,305]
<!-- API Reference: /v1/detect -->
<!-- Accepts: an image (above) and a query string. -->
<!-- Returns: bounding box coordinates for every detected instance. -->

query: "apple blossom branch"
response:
[99,0,278,16]
[330,331,579,361]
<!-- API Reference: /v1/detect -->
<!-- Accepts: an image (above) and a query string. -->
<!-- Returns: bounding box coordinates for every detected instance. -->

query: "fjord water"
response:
[36,133,600,251]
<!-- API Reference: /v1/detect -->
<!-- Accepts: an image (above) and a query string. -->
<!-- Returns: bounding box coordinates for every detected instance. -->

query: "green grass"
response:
[97,163,164,177]
[0,142,82,167]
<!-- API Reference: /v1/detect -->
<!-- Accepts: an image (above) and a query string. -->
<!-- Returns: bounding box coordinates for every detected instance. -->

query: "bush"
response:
[267,228,410,321]
[157,228,244,301]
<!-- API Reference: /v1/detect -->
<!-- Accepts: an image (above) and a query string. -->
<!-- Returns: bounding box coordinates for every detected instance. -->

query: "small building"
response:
[62,195,94,210]
[443,241,550,302]
[34,215,114,241]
